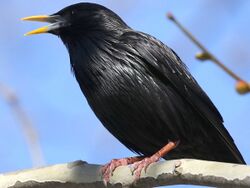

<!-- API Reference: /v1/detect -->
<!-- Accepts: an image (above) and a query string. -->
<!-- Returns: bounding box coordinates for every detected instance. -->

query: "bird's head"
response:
[22,3,128,41]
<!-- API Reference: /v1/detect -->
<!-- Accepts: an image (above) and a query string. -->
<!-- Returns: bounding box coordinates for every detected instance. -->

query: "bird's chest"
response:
[73,56,165,127]
[75,60,148,100]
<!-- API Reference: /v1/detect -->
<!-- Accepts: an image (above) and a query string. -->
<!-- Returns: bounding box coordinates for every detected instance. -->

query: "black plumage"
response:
[25,3,245,164]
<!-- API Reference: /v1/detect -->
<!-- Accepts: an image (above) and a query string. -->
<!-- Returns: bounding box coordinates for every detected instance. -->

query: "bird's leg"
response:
[101,156,144,185]
[132,140,179,179]
[101,140,179,185]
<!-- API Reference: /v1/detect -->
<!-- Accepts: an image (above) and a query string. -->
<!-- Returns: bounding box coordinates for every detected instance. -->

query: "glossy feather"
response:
[57,3,245,164]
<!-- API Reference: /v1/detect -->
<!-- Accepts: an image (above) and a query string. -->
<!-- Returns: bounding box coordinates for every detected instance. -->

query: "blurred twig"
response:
[0,82,45,167]
[167,13,250,94]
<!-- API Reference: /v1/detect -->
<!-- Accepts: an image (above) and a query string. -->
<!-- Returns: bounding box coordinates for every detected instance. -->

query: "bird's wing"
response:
[119,31,245,163]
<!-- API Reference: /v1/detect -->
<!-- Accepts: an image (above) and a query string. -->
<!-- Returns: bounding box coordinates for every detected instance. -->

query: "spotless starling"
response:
[23,2,245,182]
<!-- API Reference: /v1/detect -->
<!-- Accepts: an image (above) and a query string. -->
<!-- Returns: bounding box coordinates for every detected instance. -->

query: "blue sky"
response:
[0,1,249,187]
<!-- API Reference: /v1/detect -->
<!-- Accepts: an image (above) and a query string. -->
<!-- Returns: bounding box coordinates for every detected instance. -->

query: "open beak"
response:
[21,15,64,36]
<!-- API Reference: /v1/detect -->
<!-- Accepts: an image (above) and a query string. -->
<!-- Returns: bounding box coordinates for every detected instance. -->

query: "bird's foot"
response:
[101,141,179,185]
[101,156,143,185]
[132,153,161,179]
[132,140,179,180]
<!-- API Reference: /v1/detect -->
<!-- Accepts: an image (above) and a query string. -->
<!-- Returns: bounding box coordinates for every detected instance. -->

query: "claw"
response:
[101,156,143,185]
[100,159,123,184]
[132,154,161,180]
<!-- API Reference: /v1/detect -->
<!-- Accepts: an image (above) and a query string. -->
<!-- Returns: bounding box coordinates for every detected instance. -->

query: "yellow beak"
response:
[22,15,63,36]
[22,15,51,22]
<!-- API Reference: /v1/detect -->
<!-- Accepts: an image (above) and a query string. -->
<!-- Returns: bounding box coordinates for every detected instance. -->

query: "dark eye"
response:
[71,10,75,15]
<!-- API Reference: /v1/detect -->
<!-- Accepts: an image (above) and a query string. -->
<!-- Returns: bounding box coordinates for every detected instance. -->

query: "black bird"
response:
[22,2,245,181]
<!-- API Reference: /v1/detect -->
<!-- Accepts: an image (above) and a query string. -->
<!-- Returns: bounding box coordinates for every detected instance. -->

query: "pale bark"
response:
[0,159,249,188]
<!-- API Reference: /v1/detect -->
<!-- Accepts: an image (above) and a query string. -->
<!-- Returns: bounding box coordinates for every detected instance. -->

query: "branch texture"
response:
[0,159,249,188]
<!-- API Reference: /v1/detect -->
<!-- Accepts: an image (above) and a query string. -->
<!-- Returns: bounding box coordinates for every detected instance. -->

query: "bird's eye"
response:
[71,10,75,15]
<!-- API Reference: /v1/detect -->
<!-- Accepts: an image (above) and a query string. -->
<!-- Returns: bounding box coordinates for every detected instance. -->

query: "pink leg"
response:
[101,156,143,185]
[132,141,179,179]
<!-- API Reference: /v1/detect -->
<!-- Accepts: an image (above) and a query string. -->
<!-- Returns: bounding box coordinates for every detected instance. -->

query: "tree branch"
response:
[167,13,250,95]
[1,159,249,187]
[0,82,45,167]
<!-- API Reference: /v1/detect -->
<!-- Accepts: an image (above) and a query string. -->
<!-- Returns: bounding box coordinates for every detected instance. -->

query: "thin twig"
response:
[0,83,45,167]
[167,13,250,94]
